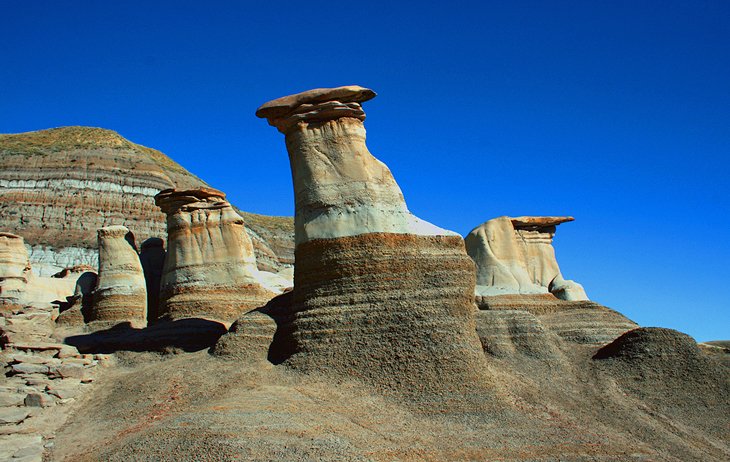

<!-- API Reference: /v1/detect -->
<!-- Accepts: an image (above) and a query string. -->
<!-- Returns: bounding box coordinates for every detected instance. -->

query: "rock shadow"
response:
[64,318,227,354]
[139,237,166,325]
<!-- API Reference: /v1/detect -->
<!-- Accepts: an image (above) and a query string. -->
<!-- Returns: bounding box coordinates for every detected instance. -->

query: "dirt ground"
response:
[48,327,729,462]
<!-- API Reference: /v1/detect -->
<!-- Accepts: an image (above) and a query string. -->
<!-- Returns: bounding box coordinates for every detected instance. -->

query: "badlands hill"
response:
[0,88,728,462]
[0,127,293,274]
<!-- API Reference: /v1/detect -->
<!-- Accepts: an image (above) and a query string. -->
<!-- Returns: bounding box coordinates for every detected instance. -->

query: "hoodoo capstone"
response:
[89,225,147,329]
[466,216,588,300]
[155,187,275,324]
[256,86,488,405]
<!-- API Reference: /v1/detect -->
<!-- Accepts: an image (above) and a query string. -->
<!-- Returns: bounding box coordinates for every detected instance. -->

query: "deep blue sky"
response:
[2,2,728,341]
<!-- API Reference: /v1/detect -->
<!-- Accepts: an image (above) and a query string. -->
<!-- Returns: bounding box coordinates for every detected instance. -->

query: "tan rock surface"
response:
[155,188,275,324]
[89,226,146,329]
[466,215,588,300]
[0,126,293,274]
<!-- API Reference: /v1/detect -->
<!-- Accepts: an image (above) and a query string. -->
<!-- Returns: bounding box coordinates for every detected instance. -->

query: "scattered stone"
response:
[24,393,54,408]
[0,392,26,407]
[0,407,31,425]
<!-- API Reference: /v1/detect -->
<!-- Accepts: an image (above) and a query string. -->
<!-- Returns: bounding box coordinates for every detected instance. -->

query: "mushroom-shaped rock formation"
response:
[155,188,275,324]
[89,226,147,329]
[257,85,456,246]
[465,216,588,300]
[256,86,488,407]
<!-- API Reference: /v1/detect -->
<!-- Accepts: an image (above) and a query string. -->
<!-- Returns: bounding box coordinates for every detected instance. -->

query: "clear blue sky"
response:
[1,1,728,341]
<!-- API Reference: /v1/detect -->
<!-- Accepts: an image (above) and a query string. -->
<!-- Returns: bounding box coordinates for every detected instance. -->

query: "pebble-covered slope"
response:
[0,127,293,274]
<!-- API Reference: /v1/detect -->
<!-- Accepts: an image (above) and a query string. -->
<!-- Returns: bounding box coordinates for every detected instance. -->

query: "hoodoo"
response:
[256,86,488,405]
[465,216,587,300]
[155,187,275,324]
[89,225,147,329]
[467,216,636,344]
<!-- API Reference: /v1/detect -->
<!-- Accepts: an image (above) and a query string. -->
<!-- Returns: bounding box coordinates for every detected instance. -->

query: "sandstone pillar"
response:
[0,232,31,307]
[465,216,588,300]
[155,188,274,323]
[90,226,147,329]
[256,86,488,405]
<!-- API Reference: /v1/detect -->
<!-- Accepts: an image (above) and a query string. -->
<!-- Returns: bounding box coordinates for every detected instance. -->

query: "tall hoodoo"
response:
[257,86,488,404]
[90,225,147,329]
[465,216,588,300]
[155,187,274,324]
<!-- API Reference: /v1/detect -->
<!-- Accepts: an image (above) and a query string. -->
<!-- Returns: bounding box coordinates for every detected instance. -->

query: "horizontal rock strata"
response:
[476,294,637,345]
[89,226,146,329]
[475,309,563,359]
[155,188,275,324]
[0,126,293,274]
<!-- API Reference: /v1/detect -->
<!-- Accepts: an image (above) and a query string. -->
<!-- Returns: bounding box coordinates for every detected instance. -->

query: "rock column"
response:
[465,216,588,300]
[89,226,147,329]
[155,188,274,324]
[256,86,488,406]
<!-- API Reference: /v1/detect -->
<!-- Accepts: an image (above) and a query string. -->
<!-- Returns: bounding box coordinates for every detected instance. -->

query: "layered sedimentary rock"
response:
[155,188,275,323]
[476,294,637,345]
[466,216,587,300]
[0,126,293,275]
[89,226,147,329]
[256,86,488,404]
[475,309,563,359]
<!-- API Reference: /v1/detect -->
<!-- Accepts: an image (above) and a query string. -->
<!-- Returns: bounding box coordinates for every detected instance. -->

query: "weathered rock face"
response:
[0,126,294,275]
[89,226,146,329]
[475,294,638,345]
[155,188,275,324]
[465,216,588,301]
[256,86,488,405]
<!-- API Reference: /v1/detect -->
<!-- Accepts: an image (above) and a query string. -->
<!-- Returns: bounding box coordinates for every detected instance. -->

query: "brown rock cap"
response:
[510,216,574,229]
[154,187,227,213]
[255,85,376,119]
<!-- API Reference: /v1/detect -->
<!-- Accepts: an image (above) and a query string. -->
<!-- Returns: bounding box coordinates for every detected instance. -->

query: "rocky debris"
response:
[256,85,455,246]
[0,299,107,460]
[0,126,293,275]
[154,188,276,324]
[476,294,637,344]
[256,86,488,409]
[89,226,147,329]
[465,216,588,300]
